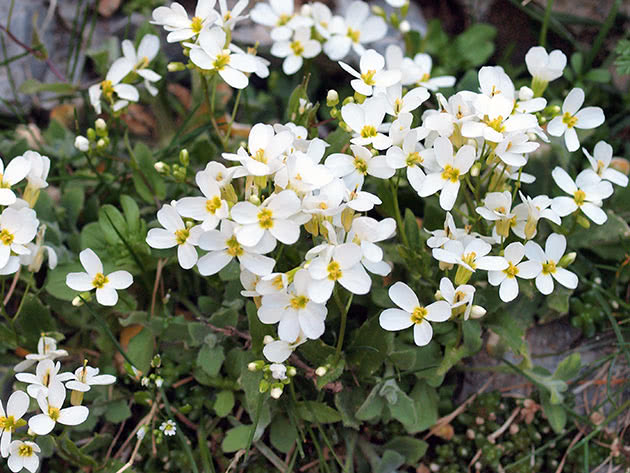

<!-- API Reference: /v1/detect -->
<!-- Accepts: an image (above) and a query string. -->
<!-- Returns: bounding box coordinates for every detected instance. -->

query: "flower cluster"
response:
[1,336,115,472]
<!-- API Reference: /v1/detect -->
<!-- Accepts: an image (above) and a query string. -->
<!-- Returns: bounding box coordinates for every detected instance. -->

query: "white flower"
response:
[524,233,578,295]
[438,277,475,320]
[66,365,116,393]
[412,53,456,91]
[0,207,38,269]
[146,204,204,269]
[189,27,258,89]
[275,145,334,194]
[583,141,628,187]
[475,191,516,239]
[416,137,476,211]
[488,242,540,302]
[215,0,249,30]
[175,169,228,230]
[20,225,57,273]
[432,238,508,279]
[160,419,177,436]
[341,97,392,150]
[307,243,371,303]
[269,363,287,380]
[197,219,276,276]
[494,132,539,167]
[478,65,515,99]
[0,391,29,458]
[386,129,426,194]
[231,190,303,247]
[201,161,236,189]
[14,336,68,373]
[301,179,345,217]
[250,0,304,42]
[28,381,89,435]
[550,167,613,225]
[525,46,567,83]
[323,1,387,60]
[379,282,451,346]
[339,49,401,97]
[7,440,40,473]
[423,91,476,138]
[311,2,333,39]
[344,187,381,212]
[21,151,50,190]
[88,58,138,114]
[325,144,394,190]
[512,192,561,240]
[426,213,467,249]
[347,216,396,275]
[15,359,73,399]
[383,83,430,117]
[463,94,537,143]
[151,0,219,43]
[0,156,30,205]
[65,249,133,306]
[388,112,425,147]
[121,34,162,96]
[258,269,327,342]
[385,0,408,7]
[271,27,321,75]
[263,335,307,363]
[547,88,605,152]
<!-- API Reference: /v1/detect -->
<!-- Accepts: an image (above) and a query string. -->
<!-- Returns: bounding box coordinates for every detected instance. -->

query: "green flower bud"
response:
[558,252,576,268]
[326,89,339,107]
[179,149,189,166]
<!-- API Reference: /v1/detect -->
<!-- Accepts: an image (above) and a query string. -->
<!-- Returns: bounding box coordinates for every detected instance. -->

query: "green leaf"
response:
[571,210,630,260]
[19,79,77,95]
[213,390,235,417]
[540,391,566,433]
[15,295,57,346]
[355,385,385,421]
[384,436,428,464]
[388,388,418,428]
[120,195,141,235]
[404,208,420,251]
[247,301,273,356]
[105,399,132,423]
[132,143,166,203]
[126,328,154,374]
[407,381,438,433]
[349,315,393,378]
[296,401,342,423]
[45,262,85,301]
[584,68,610,83]
[334,389,363,429]
[375,450,405,473]
[222,424,253,453]
[61,185,85,227]
[553,353,581,381]
[270,415,297,453]
[197,344,225,377]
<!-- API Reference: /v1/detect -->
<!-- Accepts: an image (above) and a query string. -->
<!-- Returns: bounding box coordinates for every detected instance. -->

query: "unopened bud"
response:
[342,96,355,106]
[155,377,164,388]
[558,252,576,268]
[470,305,487,319]
[576,214,590,229]
[72,296,84,307]
[248,360,264,371]
[167,62,186,72]
[371,5,385,17]
[470,162,481,177]
[286,366,297,377]
[74,136,89,152]
[300,4,312,16]
[326,90,339,107]
[151,354,162,368]
[399,20,410,33]
[179,149,189,166]
[96,138,106,149]
[95,118,107,133]
[434,289,443,300]
[87,128,96,141]
[330,107,339,118]
[263,335,274,345]
[154,161,170,174]
[248,194,261,205]
[315,366,327,377]
[259,379,270,393]
[270,386,284,399]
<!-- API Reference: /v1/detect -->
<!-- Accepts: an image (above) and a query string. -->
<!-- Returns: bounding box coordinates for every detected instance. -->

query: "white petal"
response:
[499,277,519,302]
[580,203,607,224]
[66,272,94,291]
[177,243,198,269]
[96,287,118,306]
[28,414,55,435]
[79,248,102,276]
[413,320,433,346]
[575,107,604,129]
[107,271,133,289]
[388,281,419,312]
[535,273,554,295]
[379,308,413,331]
[553,268,578,289]
[57,406,89,426]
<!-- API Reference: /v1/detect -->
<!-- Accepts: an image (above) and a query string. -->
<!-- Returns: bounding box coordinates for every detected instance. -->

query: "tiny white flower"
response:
[426,213,467,249]
[121,35,162,96]
[20,224,57,273]
[325,145,394,190]
[250,0,304,42]
[188,27,258,89]
[89,58,138,114]
[65,249,133,306]
[271,27,321,75]
[160,419,177,436]
[151,0,219,43]
[0,207,39,270]
[512,192,561,240]
[66,365,116,393]
[487,242,540,302]
[176,169,228,230]
[379,282,451,346]
[269,363,287,380]
[28,381,89,435]
[146,204,204,269]
[341,96,392,150]
[494,132,539,167]
[215,0,249,30]
[347,216,396,276]
[475,191,516,239]
[263,334,307,363]
[21,151,50,191]
[15,359,74,399]
[550,167,613,225]
[383,83,430,117]
[7,440,40,473]
[438,277,475,320]
[339,49,401,97]
[547,88,605,152]
[386,129,427,194]
[583,141,628,187]
[0,391,29,458]
[412,53,456,91]
[423,91,476,138]
[524,233,578,295]
[74,136,89,152]
[525,46,567,83]
[344,187,381,212]
[416,137,476,211]
[432,238,508,276]
[0,156,31,206]
[14,336,68,373]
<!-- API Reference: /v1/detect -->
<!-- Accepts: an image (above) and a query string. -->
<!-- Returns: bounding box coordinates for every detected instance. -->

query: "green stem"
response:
[333,287,353,362]
[222,88,242,149]
[202,75,223,140]
[584,0,621,71]
[12,276,33,322]
[539,0,555,47]
[389,176,409,248]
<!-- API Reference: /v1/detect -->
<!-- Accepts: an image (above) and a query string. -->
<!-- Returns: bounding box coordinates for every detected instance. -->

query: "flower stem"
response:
[222,88,242,149]
[389,175,410,248]
[202,74,223,140]
[333,287,353,362]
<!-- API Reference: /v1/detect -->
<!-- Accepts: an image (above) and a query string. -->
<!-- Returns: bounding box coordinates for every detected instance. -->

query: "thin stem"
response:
[202,74,223,140]
[539,0,555,48]
[333,287,353,362]
[389,176,410,248]
[222,88,242,149]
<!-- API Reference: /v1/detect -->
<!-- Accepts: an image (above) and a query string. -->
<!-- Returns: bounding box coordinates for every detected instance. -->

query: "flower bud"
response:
[371,5,385,17]
[87,128,96,141]
[248,360,264,371]
[300,4,312,16]
[248,194,261,205]
[74,136,89,152]
[95,118,107,134]
[342,96,355,106]
[558,252,576,268]
[399,20,410,33]
[455,266,473,285]
[263,335,274,345]
[152,354,162,368]
[470,305,487,319]
[155,377,164,388]
[434,289,443,300]
[315,366,327,377]
[258,379,270,393]
[167,62,186,72]
[286,366,297,377]
[326,90,339,107]
[179,149,189,166]
[96,138,106,149]
[330,107,339,118]
[270,386,284,399]
[72,296,84,306]
[470,162,481,177]
[154,161,170,174]
[576,214,590,229]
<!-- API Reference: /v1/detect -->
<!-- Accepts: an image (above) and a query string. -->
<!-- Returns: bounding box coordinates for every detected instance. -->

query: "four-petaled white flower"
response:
[66,364,116,393]
[89,58,138,114]
[547,88,605,152]
[151,0,219,43]
[0,207,39,270]
[146,204,204,269]
[525,46,567,83]
[65,249,133,306]
[524,233,578,295]
[15,359,73,399]
[339,49,401,97]
[583,141,628,187]
[326,145,394,190]
[487,242,540,302]
[121,34,162,96]
[550,167,613,225]
[475,191,516,239]
[14,336,68,373]
[432,238,508,279]
[176,169,228,230]
[7,440,40,473]
[29,381,89,435]
[160,419,177,436]
[0,156,31,206]
[271,27,321,75]
[412,53,456,91]
[0,391,29,458]
[512,192,560,240]
[438,277,476,320]
[341,97,392,150]
[379,282,451,346]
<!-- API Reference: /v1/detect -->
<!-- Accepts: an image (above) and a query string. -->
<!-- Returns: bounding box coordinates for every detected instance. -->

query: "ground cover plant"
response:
[0,0,629,471]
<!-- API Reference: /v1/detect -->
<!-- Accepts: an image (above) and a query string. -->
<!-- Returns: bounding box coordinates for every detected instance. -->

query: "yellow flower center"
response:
[92,273,109,289]
[136,56,150,70]
[0,229,14,246]
[420,73,430,82]
[486,115,505,133]
[441,165,460,182]
[18,444,33,458]
[226,236,244,257]
[347,27,360,43]
[410,306,428,324]
[562,112,578,128]
[101,79,114,98]
[251,148,267,164]
[353,156,368,175]
[290,295,309,310]
[596,160,605,175]
[319,202,328,209]
[542,260,556,275]
[461,252,477,270]
[257,208,274,229]
[360,125,377,138]
[278,14,291,26]
[191,16,204,34]
[213,51,231,71]
[205,196,223,214]
[503,262,519,278]
[394,98,403,115]
[573,189,586,206]
[175,228,190,245]
[454,290,467,303]
[360,69,376,86]
[406,151,423,167]
[327,261,342,280]
[290,40,304,56]
[48,406,61,422]
[271,275,284,290]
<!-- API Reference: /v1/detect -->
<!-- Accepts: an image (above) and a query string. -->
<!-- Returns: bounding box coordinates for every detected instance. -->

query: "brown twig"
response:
[0,24,66,81]
[114,394,160,460]
[150,258,166,319]
[3,267,21,307]
[105,416,128,462]
[172,376,194,389]
[487,407,520,443]
[554,430,583,473]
